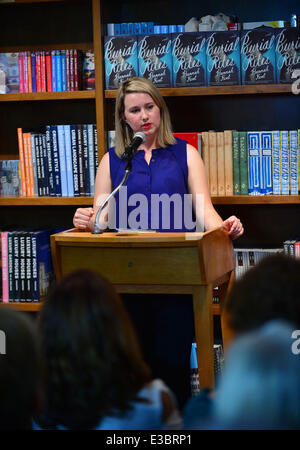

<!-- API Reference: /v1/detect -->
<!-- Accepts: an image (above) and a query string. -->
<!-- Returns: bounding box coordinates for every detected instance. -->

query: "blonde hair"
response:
[114,77,175,157]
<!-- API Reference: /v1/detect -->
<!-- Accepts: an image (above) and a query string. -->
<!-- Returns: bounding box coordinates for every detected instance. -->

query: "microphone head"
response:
[133,131,146,143]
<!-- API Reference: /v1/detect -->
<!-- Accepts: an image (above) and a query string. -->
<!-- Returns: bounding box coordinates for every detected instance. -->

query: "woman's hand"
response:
[73,207,94,230]
[222,215,244,240]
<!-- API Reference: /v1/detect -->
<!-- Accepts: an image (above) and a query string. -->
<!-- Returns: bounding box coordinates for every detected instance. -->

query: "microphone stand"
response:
[93,157,133,234]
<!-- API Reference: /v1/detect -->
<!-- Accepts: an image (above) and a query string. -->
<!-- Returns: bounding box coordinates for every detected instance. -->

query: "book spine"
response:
[35,50,41,92]
[45,126,55,196]
[51,125,62,196]
[41,134,50,196]
[272,130,281,194]
[25,232,33,302]
[18,52,24,93]
[31,51,37,92]
[25,132,35,197]
[66,49,70,91]
[45,50,52,92]
[57,125,68,197]
[73,49,79,91]
[51,50,57,91]
[281,130,289,195]
[27,51,32,93]
[232,131,240,194]
[93,124,98,174]
[63,124,74,196]
[40,50,46,92]
[69,49,74,91]
[77,124,85,195]
[247,131,261,195]
[55,50,62,92]
[61,50,67,91]
[13,232,20,302]
[87,124,95,196]
[82,124,91,196]
[289,130,298,195]
[34,134,43,197]
[30,133,39,196]
[8,231,14,302]
[239,131,249,194]
[31,232,38,302]
[1,232,9,303]
[17,128,27,196]
[216,132,225,196]
[37,134,46,196]
[208,131,218,196]
[70,124,80,196]
[223,130,233,196]
[201,131,210,188]
[23,51,28,92]
[19,232,26,302]
[260,131,273,195]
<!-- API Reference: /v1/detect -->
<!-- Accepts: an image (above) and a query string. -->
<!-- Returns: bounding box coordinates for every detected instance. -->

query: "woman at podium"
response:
[73,76,243,407]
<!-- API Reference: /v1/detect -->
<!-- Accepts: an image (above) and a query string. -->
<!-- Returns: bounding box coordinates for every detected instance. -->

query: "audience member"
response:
[0,308,43,430]
[33,269,181,430]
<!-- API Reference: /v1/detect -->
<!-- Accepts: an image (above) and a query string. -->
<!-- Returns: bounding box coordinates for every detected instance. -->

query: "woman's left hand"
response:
[222,215,244,240]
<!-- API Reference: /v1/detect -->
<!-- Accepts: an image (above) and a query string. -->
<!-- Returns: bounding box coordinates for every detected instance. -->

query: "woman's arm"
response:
[186,144,243,239]
[73,152,112,232]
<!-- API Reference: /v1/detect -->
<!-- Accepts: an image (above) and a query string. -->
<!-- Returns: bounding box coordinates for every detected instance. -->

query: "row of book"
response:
[0,229,54,303]
[104,27,300,89]
[0,50,95,94]
[234,247,284,279]
[17,124,98,197]
[107,22,185,36]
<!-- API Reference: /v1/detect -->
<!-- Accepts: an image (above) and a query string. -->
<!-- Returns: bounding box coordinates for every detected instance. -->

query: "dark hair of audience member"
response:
[35,269,152,430]
[0,308,43,430]
[225,253,300,334]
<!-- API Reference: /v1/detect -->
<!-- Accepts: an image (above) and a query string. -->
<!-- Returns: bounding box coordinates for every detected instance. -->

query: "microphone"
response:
[121,131,146,161]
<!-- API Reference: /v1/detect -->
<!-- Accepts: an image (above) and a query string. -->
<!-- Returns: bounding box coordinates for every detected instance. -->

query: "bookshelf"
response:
[1,0,300,311]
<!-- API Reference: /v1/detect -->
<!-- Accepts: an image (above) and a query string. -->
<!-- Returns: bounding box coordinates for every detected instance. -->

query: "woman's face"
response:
[123,92,161,139]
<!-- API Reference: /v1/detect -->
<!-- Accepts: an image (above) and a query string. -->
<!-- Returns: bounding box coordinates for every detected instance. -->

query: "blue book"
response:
[57,125,68,197]
[241,29,276,85]
[55,50,62,91]
[272,130,281,195]
[61,50,67,91]
[63,125,74,197]
[30,51,37,92]
[275,28,300,84]
[51,50,57,91]
[133,23,141,34]
[206,30,241,85]
[280,131,289,195]
[260,131,273,195]
[70,124,80,197]
[104,35,138,89]
[120,23,128,35]
[247,131,261,195]
[87,124,95,196]
[172,32,207,87]
[31,229,53,302]
[50,125,62,196]
[290,130,299,195]
[138,33,173,87]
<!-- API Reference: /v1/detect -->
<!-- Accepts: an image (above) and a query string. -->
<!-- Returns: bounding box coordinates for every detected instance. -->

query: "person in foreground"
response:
[33,269,182,430]
[73,76,243,238]
[0,308,43,430]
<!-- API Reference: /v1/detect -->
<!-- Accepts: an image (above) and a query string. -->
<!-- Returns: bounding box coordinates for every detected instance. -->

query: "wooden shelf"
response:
[0,302,42,312]
[1,195,300,206]
[105,84,293,99]
[0,91,95,102]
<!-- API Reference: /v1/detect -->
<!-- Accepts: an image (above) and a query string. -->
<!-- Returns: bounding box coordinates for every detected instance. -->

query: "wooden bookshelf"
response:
[0,302,42,312]
[0,91,95,101]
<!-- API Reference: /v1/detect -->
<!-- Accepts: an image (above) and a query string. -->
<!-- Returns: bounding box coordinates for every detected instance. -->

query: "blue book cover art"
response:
[275,28,300,84]
[241,29,276,85]
[260,131,273,195]
[138,33,173,87]
[104,35,138,89]
[63,124,74,197]
[247,131,261,195]
[172,32,207,87]
[206,31,240,86]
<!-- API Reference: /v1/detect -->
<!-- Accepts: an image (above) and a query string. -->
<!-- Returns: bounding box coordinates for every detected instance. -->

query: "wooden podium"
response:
[51,227,235,389]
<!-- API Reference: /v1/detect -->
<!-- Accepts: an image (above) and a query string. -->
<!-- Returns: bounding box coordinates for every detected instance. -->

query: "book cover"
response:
[206,31,240,85]
[1,231,9,303]
[289,130,298,195]
[41,134,50,196]
[61,50,67,91]
[57,125,68,197]
[33,133,43,197]
[239,131,249,195]
[35,50,41,92]
[173,132,201,151]
[55,50,62,92]
[63,124,74,197]
[247,131,261,195]
[27,51,32,93]
[0,160,19,197]
[172,32,206,87]
[275,27,300,84]
[241,28,276,84]
[260,131,273,194]
[30,51,37,92]
[0,52,19,94]
[216,131,225,196]
[25,231,33,302]
[51,50,57,91]
[19,231,26,302]
[224,130,233,196]
[77,124,85,195]
[138,33,172,87]
[40,50,46,92]
[93,124,98,175]
[208,131,218,196]
[104,35,138,89]
[82,50,95,90]
[272,130,281,194]
[7,231,14,302]
[70,124,80,196]
[12,231,20,302]
[280,130,289,195]
[31,229,53,302]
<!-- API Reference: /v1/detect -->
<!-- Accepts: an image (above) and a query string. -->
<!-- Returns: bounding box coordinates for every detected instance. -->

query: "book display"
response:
[0,0,300,314]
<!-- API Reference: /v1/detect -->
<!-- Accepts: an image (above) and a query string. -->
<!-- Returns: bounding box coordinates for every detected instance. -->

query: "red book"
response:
[35,50,41,92]
[73,49,79,91]
[18,52,25,93]
[174,132,202,152]
[69,49,74,91]
[45,50,52,92]
[40,50,46,92]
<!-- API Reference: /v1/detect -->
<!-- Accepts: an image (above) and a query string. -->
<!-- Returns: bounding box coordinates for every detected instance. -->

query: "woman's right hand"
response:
[73,207,94,230]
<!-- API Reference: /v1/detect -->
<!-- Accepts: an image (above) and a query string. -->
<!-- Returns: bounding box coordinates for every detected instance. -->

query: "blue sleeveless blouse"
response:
[109,137,195,232]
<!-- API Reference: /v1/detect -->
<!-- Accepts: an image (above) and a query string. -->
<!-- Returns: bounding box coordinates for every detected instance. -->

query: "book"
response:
[247,131,261,195]
[216,131,225,196]
[289,130,298,195]
[19,231,26,302]
[51,50,57,91]
[208,131,217,196]
[104,35,138,89]
[57,124,68,197]
[224,130,233,196]
[30,133,39,196]
[0,160,20,197]
[87,124,95,196]
[260,131,273,194]
[272,130,281,194]
[82,50,95,90]
[173,132,202,152]
[239,131,249,195]
[281,130,289,195]
[31,229,53,302]
[241,28,276,84]
[17,127,27,196]
[7,231,14,302]
[63,124,74,197]
[201,131,210,187]
[45,127,55,196]
[206,30,241,85]
[45,50,52,92]
[172,32,206,87]
[25,231,33,302]
[1,231,9,303]
[70,124,80,196]
[275,27,300,84]
[232,131,240,195]
[138,33,173,87]
[77,124,85,195]
[0,52,19,94]
[50,125,62,196]
[40,50,46,92]
[82,124,91,196]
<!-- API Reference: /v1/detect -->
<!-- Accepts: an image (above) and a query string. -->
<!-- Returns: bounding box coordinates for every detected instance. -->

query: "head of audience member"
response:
[213,320,300,429]
[35,269,152,430]
[225,253,300,335]
[0,308,43,430]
